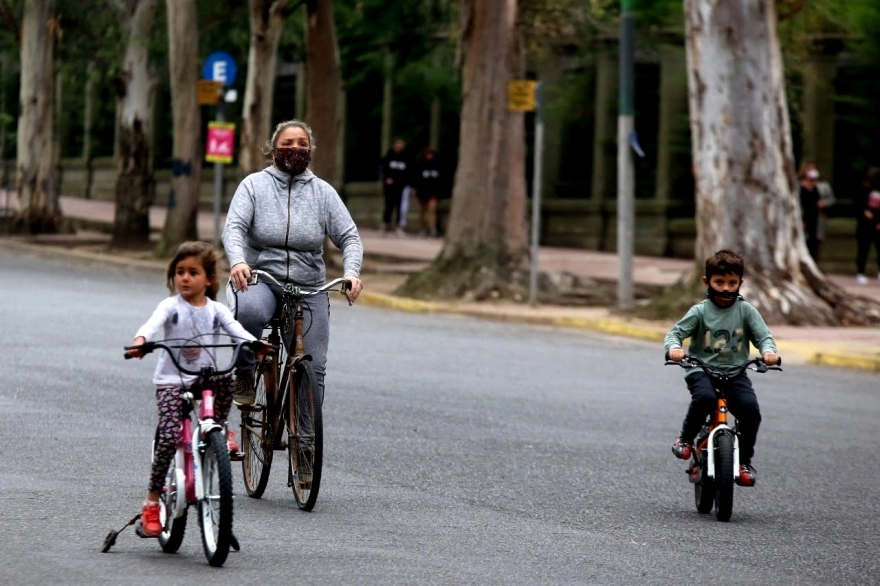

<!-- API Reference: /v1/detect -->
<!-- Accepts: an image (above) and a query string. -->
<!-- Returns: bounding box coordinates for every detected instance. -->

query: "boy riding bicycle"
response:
[664,249,779,487]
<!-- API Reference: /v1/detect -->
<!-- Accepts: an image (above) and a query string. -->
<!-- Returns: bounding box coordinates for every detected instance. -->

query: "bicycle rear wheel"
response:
[241,354,275,498]
[287,361,323,511]
[199,429,234,567]
[714,432,735,522]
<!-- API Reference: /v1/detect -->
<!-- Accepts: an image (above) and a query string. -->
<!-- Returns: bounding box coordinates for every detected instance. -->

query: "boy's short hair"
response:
[705,249,744,279]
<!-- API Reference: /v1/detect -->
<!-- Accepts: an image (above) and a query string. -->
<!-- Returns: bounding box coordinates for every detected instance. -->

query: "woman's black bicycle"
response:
[234,270,352,511]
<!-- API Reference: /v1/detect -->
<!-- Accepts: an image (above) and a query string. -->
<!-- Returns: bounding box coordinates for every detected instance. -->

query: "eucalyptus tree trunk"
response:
[14,0,69,234]
[305,0,342,187]
[158,0,201,256]
[398,0,528,301]
[683,0,879,325]
[239,0,289,177]
[112,0,157,248]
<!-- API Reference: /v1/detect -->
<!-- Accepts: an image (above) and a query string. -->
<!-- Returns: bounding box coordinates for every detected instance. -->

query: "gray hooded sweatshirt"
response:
[223,166,363,287]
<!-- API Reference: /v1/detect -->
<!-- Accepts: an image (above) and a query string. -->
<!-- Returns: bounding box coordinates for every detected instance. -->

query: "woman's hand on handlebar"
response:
[230,263,252,292]
[252,340,274,357]
[762,352,779,366]
[344,275,363,302]
[126,336,147,359]
[667,348,686,362]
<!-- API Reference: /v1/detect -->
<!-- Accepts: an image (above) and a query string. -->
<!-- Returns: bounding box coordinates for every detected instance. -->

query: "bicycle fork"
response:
[702,397,741,481]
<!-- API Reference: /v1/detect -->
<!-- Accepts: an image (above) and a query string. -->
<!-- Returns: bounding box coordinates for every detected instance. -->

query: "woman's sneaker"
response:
[233,372,255,406]
[736,464,757,487]
[672,436,692,460]
[138,502,162,538]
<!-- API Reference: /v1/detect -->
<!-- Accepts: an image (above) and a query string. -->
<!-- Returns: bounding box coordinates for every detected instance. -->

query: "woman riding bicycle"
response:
[222,119,364,406]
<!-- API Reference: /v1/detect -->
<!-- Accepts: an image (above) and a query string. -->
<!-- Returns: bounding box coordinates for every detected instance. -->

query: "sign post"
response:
[617,1,636,311]
[202,52,238,248]
[508,80,544,306]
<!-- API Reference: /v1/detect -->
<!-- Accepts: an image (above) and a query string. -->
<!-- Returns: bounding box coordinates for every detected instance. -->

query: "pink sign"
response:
[205,122,235,164]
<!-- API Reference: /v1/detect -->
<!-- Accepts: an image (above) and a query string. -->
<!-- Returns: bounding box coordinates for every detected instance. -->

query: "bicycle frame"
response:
[247,271,350,451]
[164,388,226,518]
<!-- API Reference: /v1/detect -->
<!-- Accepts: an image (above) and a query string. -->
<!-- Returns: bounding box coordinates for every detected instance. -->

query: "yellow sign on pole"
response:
[507,80,538,112]
[197,80,222,105]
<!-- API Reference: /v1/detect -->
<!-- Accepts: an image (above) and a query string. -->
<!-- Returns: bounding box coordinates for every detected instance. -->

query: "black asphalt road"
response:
[1,247,878,585]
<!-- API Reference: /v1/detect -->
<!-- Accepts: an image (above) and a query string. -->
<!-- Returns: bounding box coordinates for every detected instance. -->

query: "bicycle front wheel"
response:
[199,429,234,567]
[241,355,275,498]
[288,361,323,511]
[714,432,735,522]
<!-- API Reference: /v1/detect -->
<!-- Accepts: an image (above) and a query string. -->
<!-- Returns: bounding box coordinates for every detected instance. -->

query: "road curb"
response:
[811,352,880,373]
[358,290,669,343]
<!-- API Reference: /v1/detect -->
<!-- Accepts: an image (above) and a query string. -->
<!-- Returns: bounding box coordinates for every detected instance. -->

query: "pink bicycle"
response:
[102,338,268,567]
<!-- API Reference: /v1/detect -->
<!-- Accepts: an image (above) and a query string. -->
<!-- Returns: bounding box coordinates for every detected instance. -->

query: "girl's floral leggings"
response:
[148,375,233,493]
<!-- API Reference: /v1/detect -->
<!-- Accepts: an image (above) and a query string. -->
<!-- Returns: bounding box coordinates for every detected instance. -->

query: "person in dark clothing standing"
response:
[855,167,880,284]
[798,161,835,261]
[411,147,443,237]
[380,138,411,237]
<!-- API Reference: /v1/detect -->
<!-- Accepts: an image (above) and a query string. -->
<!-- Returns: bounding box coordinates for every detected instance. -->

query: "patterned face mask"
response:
[273,147,312,175]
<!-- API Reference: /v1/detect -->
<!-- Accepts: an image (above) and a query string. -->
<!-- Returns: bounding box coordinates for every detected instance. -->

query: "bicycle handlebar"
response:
[248,270,353,306]
[664,354,783,379]
[123,339,273,377]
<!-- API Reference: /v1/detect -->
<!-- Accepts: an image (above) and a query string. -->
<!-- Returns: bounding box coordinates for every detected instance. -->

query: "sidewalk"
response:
[3,194,879,372]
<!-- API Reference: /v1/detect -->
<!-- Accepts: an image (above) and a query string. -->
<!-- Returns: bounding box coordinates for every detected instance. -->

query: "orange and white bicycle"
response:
[665,354,782,522]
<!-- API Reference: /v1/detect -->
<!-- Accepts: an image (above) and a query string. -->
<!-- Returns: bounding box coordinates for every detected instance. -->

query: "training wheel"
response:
[101,531,118,553]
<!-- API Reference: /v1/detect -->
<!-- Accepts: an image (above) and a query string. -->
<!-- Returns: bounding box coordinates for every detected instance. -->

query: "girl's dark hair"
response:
[705,249,745,279]
[864,167,880,191]
[166,241,220,300]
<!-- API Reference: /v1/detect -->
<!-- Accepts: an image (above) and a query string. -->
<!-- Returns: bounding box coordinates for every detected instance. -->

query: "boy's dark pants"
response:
[681,371,762,466]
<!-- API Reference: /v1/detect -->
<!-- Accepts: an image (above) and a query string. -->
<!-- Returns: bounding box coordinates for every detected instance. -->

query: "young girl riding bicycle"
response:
[126,241,268,537]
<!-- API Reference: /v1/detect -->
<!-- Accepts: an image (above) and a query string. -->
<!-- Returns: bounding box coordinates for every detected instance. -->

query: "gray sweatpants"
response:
[230,281,330,399]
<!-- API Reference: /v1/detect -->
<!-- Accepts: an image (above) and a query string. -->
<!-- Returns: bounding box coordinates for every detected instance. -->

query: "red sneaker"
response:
[672,437,692,460]
[227,430,240,454]
[736,464,757,487]
[140,502,162,538]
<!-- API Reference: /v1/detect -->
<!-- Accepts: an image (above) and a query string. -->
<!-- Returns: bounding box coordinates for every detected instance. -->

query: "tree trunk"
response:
[112,0,157,248]
[239,0,289,177]
[683,0,880,325]
[14,0,69,234]
[158,0,201,256]
[305,0,342,187]
[398,0,529,301]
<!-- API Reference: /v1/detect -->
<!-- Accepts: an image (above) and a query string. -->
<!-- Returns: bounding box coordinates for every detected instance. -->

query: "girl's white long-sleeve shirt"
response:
[135,295,256,387]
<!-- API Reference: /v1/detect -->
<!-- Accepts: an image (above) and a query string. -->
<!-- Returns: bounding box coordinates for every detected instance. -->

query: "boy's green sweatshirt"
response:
[664,297,777,376]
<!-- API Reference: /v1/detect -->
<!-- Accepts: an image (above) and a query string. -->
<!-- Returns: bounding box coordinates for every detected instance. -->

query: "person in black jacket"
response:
[855,167,880,284]
[411,147,443,237]
[379,138,411,237]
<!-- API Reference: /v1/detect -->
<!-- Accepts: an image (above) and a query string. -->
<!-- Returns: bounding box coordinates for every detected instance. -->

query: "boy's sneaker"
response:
[139,502,162,538]
[672,436,692,460]
[856,274,869,285]
[233,372,255,406]
[737,464,757,487]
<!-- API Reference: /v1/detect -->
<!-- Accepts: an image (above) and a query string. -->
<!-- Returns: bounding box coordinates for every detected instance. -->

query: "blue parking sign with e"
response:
[203,51,237,85]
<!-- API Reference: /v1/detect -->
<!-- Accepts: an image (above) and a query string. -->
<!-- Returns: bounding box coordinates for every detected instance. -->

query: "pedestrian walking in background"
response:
[798,161,835,261]
[380,138,412,238]
[411,147,443,237]
[855,167,880,284]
